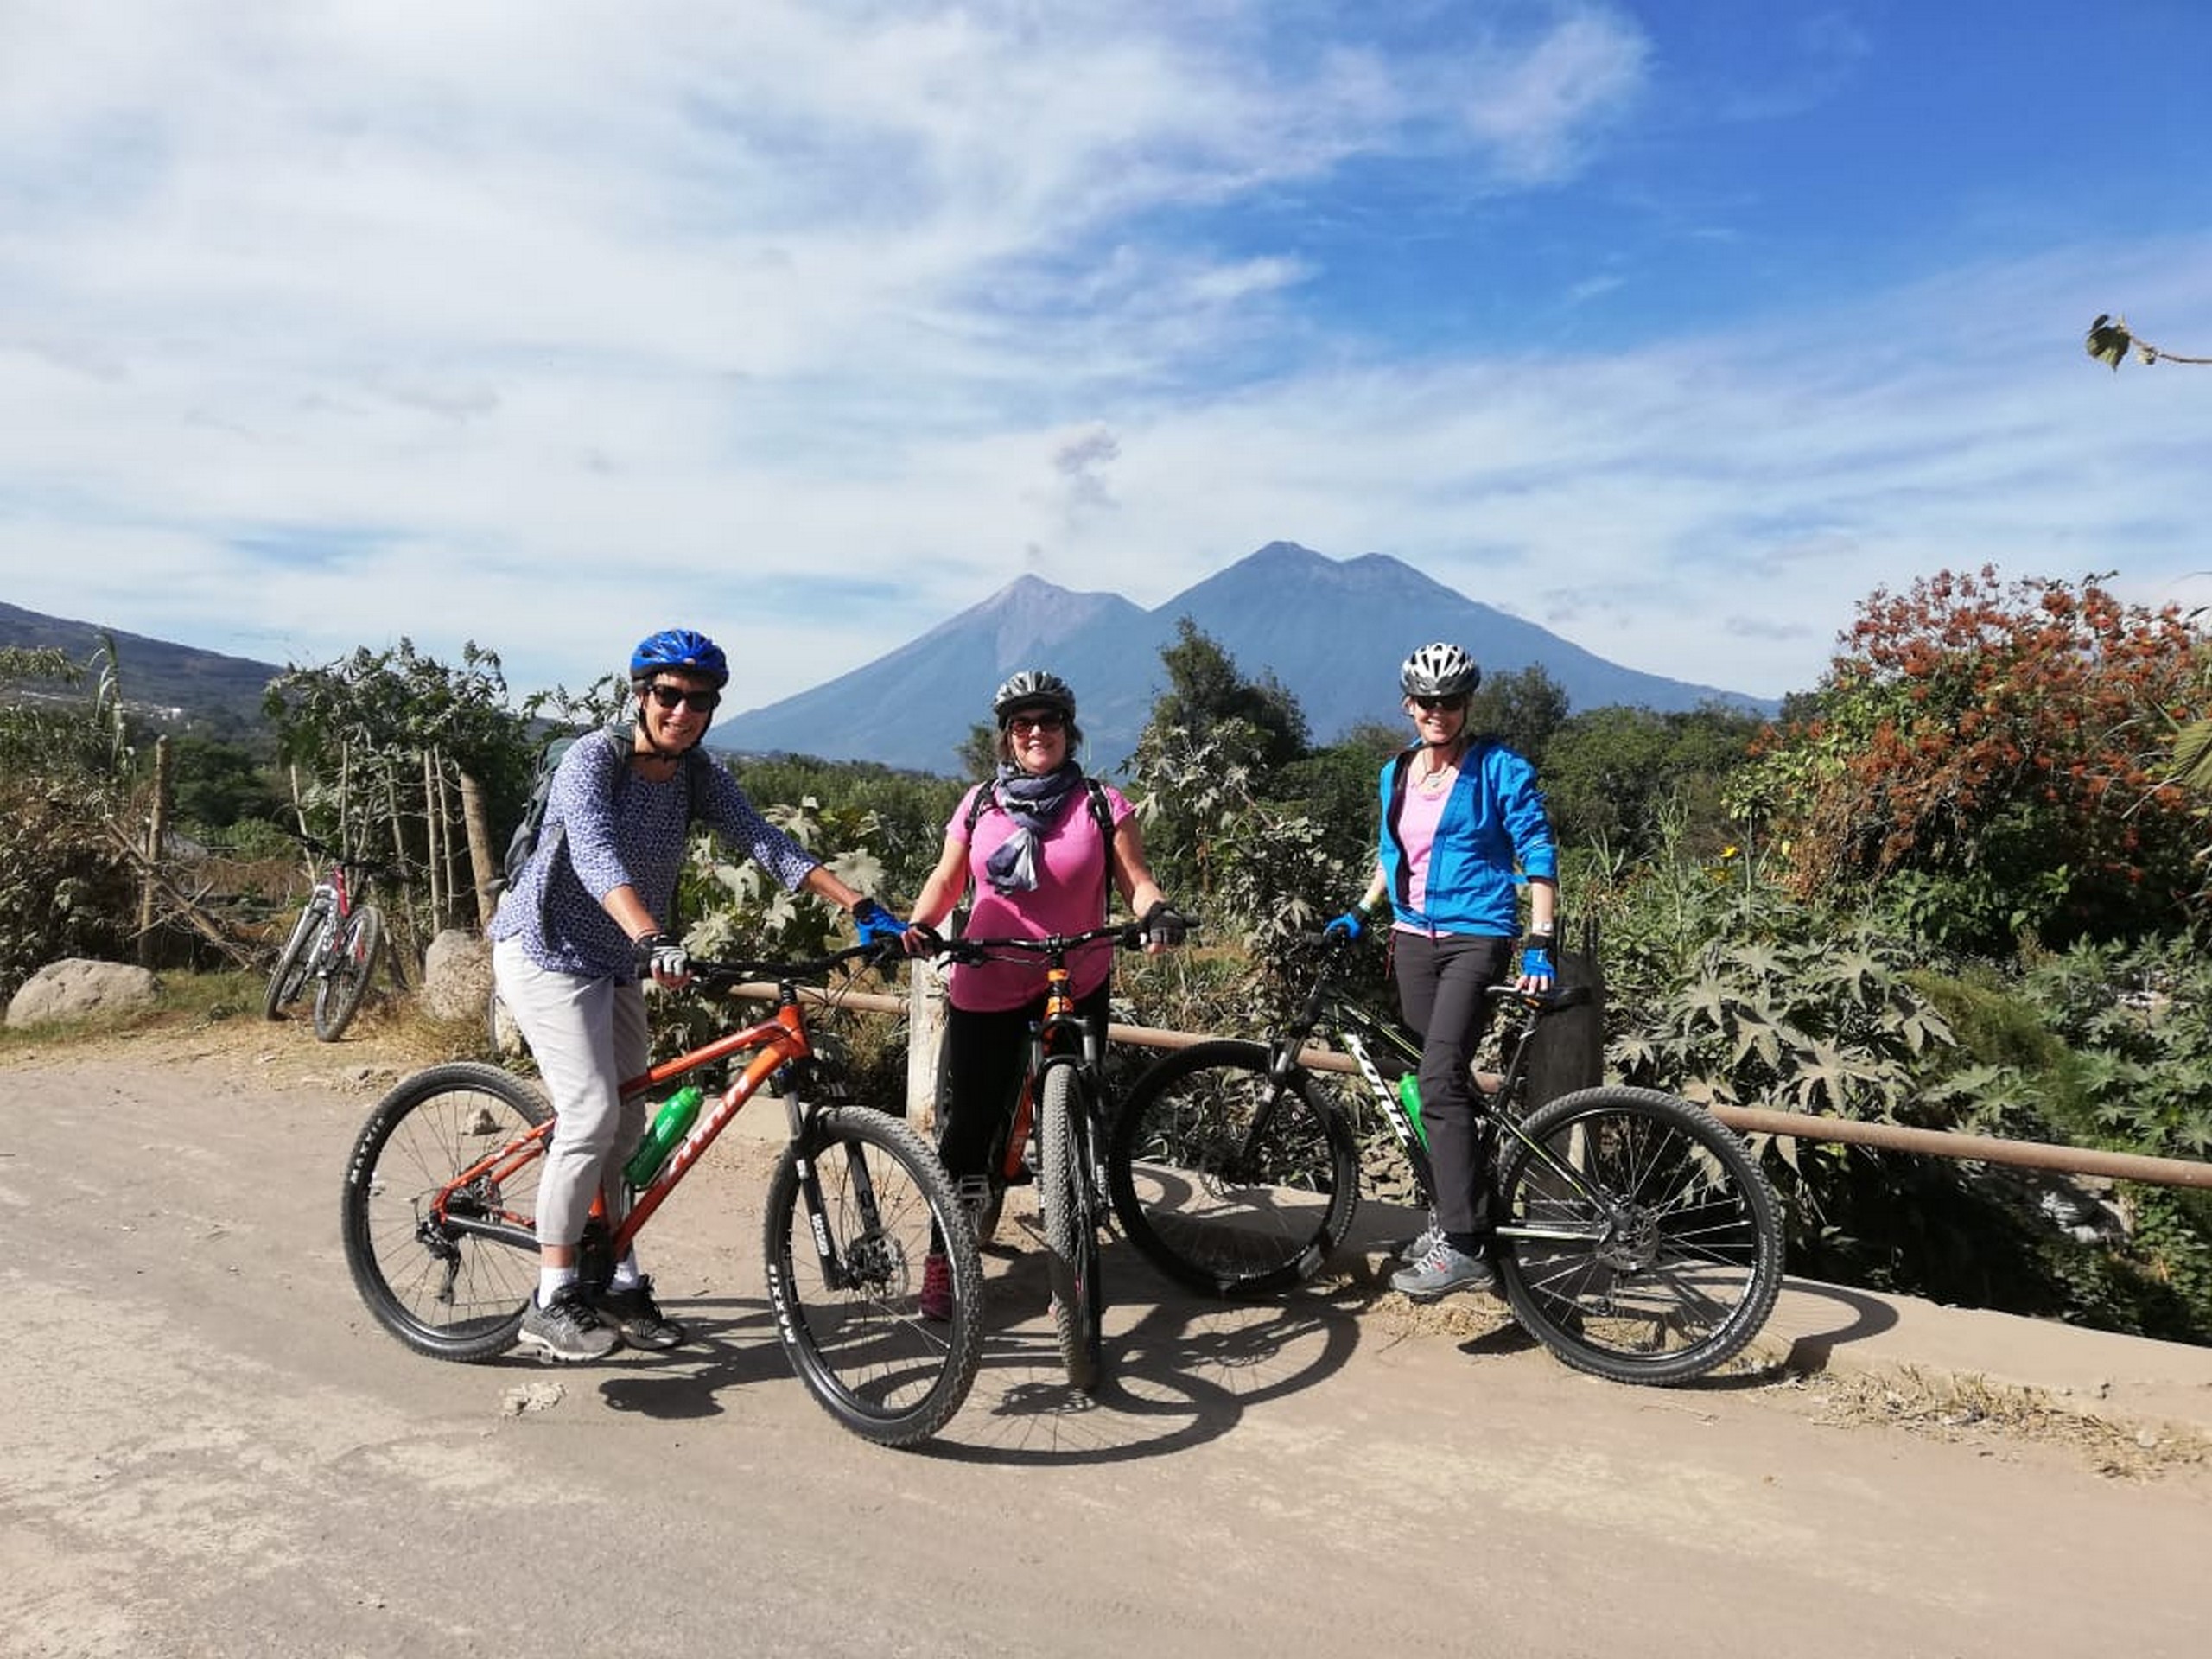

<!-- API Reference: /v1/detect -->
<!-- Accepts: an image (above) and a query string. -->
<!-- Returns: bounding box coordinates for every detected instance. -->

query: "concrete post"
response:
[906,953,947,1132]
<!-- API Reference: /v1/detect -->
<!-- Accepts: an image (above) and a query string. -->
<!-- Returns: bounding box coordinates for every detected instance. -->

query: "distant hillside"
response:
[718,542,1775,773]
[0,601,283,734]
[5,543,1778,772]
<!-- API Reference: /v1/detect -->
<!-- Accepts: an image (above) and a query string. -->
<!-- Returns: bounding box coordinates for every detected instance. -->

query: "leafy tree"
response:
[1544,702,1761,859]
[1140,615,1309,771]
[168,734,286,831]
[1129,620,1314,912]
[0,645,138,994]
[1732,568,2212,949]
[727,753,962,906]
[1464,664,1570,767]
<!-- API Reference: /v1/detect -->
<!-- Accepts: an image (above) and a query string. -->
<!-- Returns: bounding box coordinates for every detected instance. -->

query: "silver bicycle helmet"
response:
[992,669,1077,725]
[1400,642,1480,699]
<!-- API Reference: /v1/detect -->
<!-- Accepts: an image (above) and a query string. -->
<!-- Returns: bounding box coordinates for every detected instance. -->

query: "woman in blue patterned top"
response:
[491,627,905,1363]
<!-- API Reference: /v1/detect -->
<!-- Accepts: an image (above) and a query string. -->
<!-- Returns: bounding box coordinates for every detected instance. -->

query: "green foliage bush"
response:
[0,775,138,1000]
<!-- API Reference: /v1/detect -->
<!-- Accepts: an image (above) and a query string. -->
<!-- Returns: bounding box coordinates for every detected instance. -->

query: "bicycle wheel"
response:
[1108,1039,1360,1298]
[262,902,321,1019]
[313,904,385,1040]
[340,1061,549,1362]
[763,1106,983,1446]
[1494,1085,1784,1386]
[1038,1064,1103,1393]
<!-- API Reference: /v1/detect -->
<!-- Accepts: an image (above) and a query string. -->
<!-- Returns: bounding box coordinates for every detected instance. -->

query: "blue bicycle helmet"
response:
[630,627,729,687]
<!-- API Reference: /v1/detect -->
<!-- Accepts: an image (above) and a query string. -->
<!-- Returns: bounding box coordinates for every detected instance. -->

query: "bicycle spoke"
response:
[1496,1087,1783,1384]
[341,1064,547,1361]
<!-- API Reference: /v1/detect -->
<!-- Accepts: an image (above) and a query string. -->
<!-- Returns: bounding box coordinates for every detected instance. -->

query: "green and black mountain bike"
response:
[1106,932,1784,1386]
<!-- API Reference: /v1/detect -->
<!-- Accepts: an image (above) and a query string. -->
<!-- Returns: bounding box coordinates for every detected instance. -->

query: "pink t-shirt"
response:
[947,780,1131,1013]
[1391,778,1447,927]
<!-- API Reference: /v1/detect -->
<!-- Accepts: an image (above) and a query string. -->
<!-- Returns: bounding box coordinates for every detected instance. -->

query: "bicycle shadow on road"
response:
[588,1297,818,1421]
[917,1239,1372,1467]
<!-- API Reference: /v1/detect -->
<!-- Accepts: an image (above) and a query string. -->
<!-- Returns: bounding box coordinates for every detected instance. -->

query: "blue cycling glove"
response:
[1520,944,1555,982]
[1322,912,1363,942]
[850,898,906,947]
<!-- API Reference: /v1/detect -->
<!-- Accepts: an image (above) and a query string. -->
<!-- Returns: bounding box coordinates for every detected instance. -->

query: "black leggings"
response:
[937,981,1114,1184]
[1390,931,1512,1243]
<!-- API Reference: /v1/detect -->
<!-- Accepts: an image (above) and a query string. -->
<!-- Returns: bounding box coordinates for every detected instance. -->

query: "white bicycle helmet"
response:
[992,669,1077,726]
[1400,642,1480,699]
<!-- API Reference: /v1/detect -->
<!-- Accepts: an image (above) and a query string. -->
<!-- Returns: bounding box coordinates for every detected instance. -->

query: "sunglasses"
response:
[647,683,721,714]
[1007,710,1067,734]
[1411,695,1466,714]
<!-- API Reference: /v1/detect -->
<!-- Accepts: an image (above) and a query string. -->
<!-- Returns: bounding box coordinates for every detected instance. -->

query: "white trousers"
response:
[492,937,651,1249]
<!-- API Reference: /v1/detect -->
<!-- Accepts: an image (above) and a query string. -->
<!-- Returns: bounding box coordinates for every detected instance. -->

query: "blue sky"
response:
[3,0,2207,714]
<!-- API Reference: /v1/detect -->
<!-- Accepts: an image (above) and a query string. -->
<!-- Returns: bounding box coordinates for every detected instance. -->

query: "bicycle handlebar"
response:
[281,826,400,879]
[685,937,905,988]
[925,916,1197,967]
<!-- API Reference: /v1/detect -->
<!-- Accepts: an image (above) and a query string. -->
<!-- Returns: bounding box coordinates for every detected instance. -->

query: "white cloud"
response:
[2,3,2205,714]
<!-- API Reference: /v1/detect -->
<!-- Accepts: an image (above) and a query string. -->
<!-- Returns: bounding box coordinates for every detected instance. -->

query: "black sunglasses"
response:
[647,683,721,714]
[1006,709,1067,733]
[1411,695,1465,713]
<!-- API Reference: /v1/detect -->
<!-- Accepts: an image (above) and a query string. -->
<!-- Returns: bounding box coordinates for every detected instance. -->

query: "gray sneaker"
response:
[518,1286,620,1362]
[1390,1237,1497,1302]
[1398,1219,1443,1266]
[597,1276,686,1351]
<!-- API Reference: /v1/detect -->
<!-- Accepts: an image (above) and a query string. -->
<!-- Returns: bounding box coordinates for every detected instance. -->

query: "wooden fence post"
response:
[456,769,499,931]
[137,735,171,965]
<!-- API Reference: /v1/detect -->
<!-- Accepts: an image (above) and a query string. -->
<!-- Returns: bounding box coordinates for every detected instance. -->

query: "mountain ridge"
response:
[3,543,1776,772]
[718,541,1771,772]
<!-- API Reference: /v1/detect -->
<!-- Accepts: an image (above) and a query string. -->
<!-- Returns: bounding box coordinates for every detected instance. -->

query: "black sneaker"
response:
[598,1277,687,1351]
[518,1285,620,1362]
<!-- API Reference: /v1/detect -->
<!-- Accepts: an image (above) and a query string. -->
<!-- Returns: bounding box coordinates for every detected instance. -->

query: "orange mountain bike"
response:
[340,941,984,1446]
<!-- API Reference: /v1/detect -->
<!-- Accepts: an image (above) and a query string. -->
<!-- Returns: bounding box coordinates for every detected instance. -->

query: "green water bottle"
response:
[623,1083,706,1187]
[1398,1073,1429,1147]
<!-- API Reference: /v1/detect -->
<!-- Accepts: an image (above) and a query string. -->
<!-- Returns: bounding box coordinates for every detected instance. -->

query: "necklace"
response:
[1415,759,1455,794]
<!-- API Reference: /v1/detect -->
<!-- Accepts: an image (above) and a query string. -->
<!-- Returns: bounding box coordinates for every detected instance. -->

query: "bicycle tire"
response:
[340,1061,550,1363]
[1107,1039,1360,1298]
[763,1106,983,1446]
[1494,1085,1784,1386]
[313,903,385,1041]
[263,902,321,1019]
[1038,1065,1103,1393]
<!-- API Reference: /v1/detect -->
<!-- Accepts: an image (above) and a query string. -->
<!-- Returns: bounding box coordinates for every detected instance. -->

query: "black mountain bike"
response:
[930,922,1154,1394]
[1106,932,1784,1386]
[264,830,391,1042]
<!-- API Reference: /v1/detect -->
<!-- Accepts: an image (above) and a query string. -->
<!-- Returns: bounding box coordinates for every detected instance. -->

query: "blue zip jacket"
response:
[1377,741,1557,937]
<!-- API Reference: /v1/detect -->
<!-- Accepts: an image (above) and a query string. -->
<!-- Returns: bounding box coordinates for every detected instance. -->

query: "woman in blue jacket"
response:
[1327,642,1558,1300]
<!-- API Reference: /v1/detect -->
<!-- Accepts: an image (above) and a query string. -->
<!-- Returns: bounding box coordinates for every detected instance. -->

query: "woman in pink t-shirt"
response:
[900,670,1187,1318]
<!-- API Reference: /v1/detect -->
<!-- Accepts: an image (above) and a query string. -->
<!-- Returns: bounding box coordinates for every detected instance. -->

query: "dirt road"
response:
[3,1020,2207,1658]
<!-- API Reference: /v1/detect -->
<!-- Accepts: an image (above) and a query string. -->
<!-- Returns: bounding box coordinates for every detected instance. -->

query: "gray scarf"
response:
[982,760,1085,895]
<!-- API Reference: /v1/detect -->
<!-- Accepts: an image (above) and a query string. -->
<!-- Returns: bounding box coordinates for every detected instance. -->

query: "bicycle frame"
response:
[1283,948,1616,1244]
[1000,954,1108,1179]
[423,961,865,1278]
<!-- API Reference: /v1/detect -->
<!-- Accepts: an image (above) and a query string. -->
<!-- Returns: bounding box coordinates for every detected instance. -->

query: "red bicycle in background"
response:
[264,829,390,1041]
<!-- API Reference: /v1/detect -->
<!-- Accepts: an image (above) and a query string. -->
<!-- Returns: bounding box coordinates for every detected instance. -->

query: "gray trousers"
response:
[492,937,650,1249]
